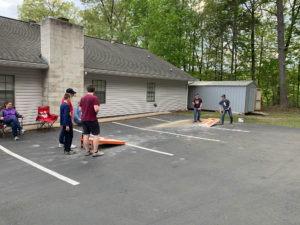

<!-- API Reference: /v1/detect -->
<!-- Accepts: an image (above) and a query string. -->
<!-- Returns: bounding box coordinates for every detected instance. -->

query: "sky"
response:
[0,0,83,19]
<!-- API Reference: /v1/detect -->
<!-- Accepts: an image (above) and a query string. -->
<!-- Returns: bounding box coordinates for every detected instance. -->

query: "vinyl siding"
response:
[0,66,43,124]
[85,74,187,117]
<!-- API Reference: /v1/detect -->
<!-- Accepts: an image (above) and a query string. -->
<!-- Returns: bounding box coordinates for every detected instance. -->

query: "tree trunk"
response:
[230,18,237,81]
[234,48,238,80]
[251,3,255,81]
[258,35,264,86]
[214,45,218,80]
[192,30,196,73]
[297,59,300,107]
[220,34,224,81]
[200,36,204,75]
[276,0,288,107]
[230,30,235,81]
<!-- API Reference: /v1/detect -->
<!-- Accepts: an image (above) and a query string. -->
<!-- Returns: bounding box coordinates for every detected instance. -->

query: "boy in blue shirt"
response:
[219,94,233,125]
[60,93,76,155]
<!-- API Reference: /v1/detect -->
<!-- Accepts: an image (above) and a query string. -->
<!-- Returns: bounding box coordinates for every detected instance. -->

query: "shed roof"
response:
[188,81,257,87]
[0,16,196,81]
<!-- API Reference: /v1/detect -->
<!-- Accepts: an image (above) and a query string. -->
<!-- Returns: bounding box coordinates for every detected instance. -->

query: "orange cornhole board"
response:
[80,137,126,149]
[199,118,220,127]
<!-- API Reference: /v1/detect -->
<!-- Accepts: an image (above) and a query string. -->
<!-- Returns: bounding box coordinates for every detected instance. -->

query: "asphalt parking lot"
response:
[1,114,300,225]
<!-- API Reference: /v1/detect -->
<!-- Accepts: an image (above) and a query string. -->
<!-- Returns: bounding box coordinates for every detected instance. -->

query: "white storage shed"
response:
[188,81,260,114]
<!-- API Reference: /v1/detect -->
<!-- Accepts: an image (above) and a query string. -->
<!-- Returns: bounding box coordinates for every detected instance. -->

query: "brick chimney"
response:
[40,17,84,115]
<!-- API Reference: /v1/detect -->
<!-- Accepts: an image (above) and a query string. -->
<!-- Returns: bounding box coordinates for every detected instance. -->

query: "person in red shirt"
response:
[58,88,77,148]
[79,85,104,157]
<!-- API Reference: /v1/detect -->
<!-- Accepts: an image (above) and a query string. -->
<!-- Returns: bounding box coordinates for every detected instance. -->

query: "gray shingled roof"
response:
[84,36,196,81]
[188,81,257,87]
[0,16,47,68]
[0,16,196,81]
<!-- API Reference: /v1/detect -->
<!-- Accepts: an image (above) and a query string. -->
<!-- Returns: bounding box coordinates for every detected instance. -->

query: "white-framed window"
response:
[0,75,14,106]
[147,82,155,102]
[92,80,106,104]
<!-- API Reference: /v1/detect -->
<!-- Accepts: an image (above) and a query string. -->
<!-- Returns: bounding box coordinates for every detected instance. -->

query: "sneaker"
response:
[92,151,104,157]
[71,144,77,149]
[20,129,25,135]
[14,136,19,141]
[193,120,197,123]
[58,143,64,148]
[64,150,76,155]
[85,151,92,156]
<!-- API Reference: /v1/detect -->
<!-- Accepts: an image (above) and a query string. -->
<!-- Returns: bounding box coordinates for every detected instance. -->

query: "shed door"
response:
[255,88,262,111]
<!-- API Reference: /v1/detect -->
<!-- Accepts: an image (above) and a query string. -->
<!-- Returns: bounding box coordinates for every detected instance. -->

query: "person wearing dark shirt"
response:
[59,88,77,149]
[60,93,75,155]
[79,85,104,157]
[219,94,233,125]
[192,94,203,122]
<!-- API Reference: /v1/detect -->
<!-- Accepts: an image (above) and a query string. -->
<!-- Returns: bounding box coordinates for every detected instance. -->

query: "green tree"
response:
[18,0,80,23]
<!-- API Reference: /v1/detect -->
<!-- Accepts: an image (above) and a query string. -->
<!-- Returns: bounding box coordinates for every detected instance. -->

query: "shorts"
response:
[82,121,100,135]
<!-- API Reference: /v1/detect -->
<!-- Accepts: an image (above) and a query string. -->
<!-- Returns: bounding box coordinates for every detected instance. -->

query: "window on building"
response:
[147,82,155,102]
[0,75,14,106]
[92,80,106,104]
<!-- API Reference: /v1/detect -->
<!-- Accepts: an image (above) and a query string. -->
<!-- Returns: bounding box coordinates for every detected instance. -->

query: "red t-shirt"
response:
[61,98,73,118]
[79,94,100,121]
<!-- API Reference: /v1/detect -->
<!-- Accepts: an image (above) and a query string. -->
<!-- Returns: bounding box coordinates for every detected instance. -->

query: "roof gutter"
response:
[85,68,197,81]
[0,60,48,70]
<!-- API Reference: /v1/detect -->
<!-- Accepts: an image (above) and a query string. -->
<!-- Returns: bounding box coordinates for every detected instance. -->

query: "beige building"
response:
[0,16,196,125]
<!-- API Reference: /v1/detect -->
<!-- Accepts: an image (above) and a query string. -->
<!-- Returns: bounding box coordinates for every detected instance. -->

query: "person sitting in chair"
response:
[0,101,25,140]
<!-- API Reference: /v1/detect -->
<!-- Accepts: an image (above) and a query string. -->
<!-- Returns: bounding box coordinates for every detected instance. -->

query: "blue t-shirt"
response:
[219,99,231,111]
[73,105,82,121]
[60,102,72,126]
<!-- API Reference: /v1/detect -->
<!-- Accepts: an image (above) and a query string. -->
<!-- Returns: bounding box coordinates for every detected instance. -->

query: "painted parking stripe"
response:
[0,145,80,186]
[113,122,221,142]
[73,129,174,156]
[147,117,171,123]
[205,127,250,133]
[126,143,174,156]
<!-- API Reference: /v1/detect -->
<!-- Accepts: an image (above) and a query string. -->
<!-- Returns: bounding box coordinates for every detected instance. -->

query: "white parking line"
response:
[73,128,85,135]
[113,122,221,142]
[147,117,171,122]
[73,129,174,156]
[0,145,80,186]
[206,127,250,133]
[126,144,174,156]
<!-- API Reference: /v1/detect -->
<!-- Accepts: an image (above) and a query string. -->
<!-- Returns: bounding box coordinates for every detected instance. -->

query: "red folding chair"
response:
[0,106,5,135]
[36,106,58,129]
[0,106,23,136]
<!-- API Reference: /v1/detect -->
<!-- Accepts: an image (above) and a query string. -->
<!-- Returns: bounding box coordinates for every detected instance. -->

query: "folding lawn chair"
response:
[36,106,58,129]
[0,106,23,136]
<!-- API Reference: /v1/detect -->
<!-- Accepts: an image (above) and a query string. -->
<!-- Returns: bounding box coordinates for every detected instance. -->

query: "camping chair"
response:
[0,106,23,136]
[36,106,58,129]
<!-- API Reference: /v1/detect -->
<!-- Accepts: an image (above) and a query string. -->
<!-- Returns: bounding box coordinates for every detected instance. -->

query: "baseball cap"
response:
[66,88,76,95]
[221,94,226,97]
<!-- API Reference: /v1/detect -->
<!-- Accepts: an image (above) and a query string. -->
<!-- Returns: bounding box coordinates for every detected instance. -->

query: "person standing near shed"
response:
[80,85,104,157]
[219,94,233,125]
[192,94,202,122]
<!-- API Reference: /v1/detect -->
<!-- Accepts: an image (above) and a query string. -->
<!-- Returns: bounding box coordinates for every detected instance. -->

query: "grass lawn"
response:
[177,106,300,128]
